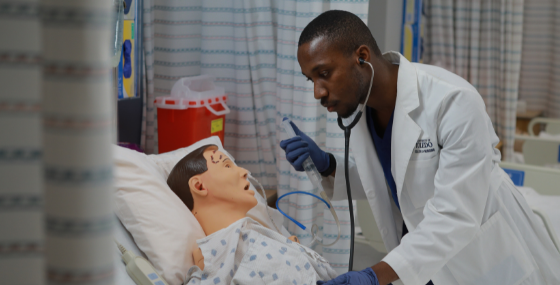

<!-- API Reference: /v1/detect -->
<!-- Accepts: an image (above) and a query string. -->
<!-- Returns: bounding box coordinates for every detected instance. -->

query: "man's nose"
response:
[314,82,328,100]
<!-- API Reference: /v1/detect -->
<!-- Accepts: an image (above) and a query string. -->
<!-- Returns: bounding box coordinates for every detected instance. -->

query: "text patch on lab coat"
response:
[411,137,438,160]
[414,138,435,154]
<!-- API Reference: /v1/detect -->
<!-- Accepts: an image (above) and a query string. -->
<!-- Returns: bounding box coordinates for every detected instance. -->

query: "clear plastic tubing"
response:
[281,118,341,247]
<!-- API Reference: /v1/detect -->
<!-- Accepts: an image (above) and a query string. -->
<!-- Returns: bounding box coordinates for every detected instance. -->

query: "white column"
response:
[42,1,115,284]
[0,0,45,284]
[367,0,404,52]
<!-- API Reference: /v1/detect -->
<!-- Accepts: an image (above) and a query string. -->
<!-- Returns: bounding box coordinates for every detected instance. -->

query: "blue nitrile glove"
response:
[317,267,379,285]
[279,120,330,173]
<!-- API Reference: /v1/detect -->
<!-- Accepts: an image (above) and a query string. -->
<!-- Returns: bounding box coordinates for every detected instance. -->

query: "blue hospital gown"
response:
[183,217,337,285]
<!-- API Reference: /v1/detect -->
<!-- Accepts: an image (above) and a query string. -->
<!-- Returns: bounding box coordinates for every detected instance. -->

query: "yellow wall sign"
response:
[211,118,223,133]
[401,0,423,63]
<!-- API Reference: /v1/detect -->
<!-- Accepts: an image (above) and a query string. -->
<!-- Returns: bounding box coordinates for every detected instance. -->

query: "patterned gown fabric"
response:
[517,0,560,118]
[141,0,368,273]
[42,1,115,284]
[0,0,44,283]
[423,0,525,161]
[184,217,337,285]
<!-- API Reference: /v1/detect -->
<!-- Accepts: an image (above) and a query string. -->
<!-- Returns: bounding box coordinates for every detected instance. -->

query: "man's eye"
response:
[321,71,328,77]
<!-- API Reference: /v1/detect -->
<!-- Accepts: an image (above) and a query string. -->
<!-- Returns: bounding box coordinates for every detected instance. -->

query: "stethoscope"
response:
[337,57,374,271]
[275,58,374,271]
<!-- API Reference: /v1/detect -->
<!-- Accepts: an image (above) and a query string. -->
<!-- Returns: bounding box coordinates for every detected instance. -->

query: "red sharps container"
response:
[155,75,229,153]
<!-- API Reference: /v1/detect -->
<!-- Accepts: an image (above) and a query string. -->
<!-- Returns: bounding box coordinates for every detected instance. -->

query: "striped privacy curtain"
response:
[0,0,44,283]
[518,0,560,118]
[423,0,525,161]
[1,0,115,284]
[141,0,368,273]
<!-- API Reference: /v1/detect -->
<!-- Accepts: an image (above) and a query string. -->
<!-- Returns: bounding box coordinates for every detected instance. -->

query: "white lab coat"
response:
[321,52,560,285]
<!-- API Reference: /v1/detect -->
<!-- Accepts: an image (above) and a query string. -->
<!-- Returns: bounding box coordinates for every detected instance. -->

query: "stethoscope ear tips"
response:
[358,58,365,64]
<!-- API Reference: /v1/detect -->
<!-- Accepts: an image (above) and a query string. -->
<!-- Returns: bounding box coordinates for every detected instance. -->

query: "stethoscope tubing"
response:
[337,60,374,272]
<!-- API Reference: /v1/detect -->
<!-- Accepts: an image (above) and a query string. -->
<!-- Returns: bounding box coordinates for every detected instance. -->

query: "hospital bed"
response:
[514,134,560,168]
[513,117,560,167]
[500,162,560,252]
[114,219,148,285]
[528,118,560,136]
[112,137,291,285]
[357,162,560,254]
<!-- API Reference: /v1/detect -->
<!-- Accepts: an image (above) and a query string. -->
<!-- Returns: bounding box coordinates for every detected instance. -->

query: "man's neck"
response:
[192,203,248,236]
[366,58,399,130]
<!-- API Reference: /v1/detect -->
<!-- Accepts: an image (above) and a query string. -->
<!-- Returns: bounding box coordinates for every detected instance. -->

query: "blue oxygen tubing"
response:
[275,191,330,230]
[276,190,341,247]
[248,175,340,247]
[279,118,342,248]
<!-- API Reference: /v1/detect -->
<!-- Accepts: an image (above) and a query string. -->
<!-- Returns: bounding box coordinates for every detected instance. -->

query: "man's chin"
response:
[338,108,356,119]
[338,101,364,119]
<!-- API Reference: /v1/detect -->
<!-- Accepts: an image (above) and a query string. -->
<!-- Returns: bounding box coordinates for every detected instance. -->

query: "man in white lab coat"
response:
[280,10,560,285]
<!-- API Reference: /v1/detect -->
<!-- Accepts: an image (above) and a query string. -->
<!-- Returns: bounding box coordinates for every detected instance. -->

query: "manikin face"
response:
[297,37,370,118]
[199,147,257,210]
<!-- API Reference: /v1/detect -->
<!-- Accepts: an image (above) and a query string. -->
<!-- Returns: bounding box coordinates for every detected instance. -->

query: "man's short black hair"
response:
[298,10,382,57]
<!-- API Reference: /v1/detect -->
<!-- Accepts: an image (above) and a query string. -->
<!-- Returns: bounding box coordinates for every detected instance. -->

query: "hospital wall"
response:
[367,0,403,52]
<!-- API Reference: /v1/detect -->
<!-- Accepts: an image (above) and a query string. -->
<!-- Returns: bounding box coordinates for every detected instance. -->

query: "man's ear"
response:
[356,45,371,64]
[189,175,208,198]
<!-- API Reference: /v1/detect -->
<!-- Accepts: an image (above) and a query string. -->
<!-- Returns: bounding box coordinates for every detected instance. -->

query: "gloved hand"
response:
[279,120,330,173]
[317,267,379,285]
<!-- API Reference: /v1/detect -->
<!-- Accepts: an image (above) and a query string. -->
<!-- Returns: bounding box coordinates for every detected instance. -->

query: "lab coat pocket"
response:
[404,155,438,209]
[446,211,534,285]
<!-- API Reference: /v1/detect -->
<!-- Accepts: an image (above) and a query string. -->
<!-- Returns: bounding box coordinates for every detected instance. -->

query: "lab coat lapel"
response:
[350,113,401,251]
[390,54,422,202]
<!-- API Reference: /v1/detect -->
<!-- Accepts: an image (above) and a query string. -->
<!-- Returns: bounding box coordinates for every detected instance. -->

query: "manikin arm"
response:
[193,247,204,271]
[288,235,300,243]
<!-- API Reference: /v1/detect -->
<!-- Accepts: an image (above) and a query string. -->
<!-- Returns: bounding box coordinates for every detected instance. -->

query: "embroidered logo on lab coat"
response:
[414,138,435,154]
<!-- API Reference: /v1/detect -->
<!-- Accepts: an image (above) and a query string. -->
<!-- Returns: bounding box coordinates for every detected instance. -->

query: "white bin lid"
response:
[155,75,229,115]
[170,74,225,101]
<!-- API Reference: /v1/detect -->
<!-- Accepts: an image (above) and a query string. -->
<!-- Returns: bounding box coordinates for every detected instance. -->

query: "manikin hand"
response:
[193,247,205,270]
[317,267,379,285]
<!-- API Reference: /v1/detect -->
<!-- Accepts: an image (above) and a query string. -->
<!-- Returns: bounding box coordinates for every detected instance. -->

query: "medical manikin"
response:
[167,144,337,284]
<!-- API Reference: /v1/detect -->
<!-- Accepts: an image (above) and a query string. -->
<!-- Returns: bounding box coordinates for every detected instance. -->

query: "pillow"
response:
[114,136,287,285]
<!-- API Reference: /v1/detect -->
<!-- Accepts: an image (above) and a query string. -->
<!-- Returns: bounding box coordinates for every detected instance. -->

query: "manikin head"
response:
[297,10,382,118]
[167,145,257,217]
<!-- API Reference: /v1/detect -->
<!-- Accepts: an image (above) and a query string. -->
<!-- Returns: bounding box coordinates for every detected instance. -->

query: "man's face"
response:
[200,147,257,210]
[297,37,370,118]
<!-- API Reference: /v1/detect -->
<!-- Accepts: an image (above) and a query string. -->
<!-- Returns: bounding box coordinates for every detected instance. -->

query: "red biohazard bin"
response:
[155,75,230,153]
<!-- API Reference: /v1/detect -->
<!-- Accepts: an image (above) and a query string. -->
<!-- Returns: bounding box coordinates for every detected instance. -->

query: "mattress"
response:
[114,217,148,285]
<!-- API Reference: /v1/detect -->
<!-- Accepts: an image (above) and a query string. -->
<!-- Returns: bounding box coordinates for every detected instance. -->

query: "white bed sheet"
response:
[518,187,560,238]
[114,217,147,285]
